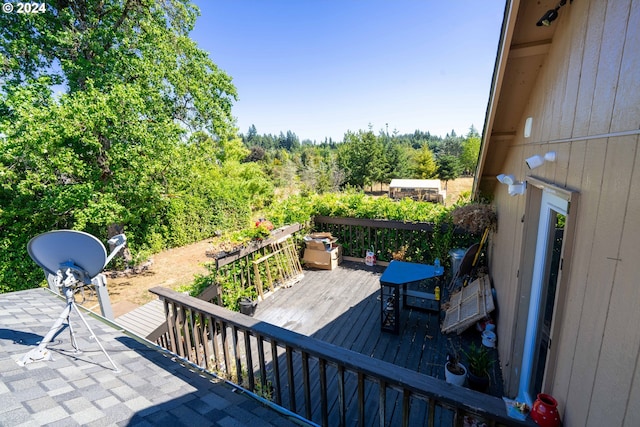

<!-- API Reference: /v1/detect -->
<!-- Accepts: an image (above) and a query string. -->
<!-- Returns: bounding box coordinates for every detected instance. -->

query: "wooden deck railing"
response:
[149,286,532,427]
[312,216,478,265]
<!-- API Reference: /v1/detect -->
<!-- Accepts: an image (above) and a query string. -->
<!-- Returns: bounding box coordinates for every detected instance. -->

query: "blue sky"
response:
[191,1,506,142]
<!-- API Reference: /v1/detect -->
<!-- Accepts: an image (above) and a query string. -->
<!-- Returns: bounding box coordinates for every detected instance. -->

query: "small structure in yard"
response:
[388,179,446,203]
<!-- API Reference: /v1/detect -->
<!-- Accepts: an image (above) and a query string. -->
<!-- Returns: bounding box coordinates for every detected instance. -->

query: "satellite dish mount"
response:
[18,230,127,372]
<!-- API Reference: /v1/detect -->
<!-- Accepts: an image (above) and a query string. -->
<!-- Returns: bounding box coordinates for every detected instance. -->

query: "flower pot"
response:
[467,371,489,392]
[481,330,497,348]
[445,362,467,386]
[531,393,561,427]
[238,297,257,316]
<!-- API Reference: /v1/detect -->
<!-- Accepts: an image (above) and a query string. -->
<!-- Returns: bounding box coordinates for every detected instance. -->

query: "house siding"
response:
[483,1,640,426]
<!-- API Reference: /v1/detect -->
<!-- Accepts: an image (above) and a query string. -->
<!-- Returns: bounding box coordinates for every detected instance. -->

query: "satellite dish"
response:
[28,230,107,278]
[19,229,126,372]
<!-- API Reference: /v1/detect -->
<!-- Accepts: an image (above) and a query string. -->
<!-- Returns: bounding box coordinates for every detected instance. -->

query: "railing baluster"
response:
[201,314,212,369]
[233,325,242,385]
[257,334,267,396]
[428,398,436,426]
[286,346,296,412]
[221,320,231,378]
[271,339,282,406]
[337,365,346,427]
[190,310,203,366]
[378,380,386,427]
[358,372,365,427]
[302,352,311,420]
[402,390,411,427]
[244,329,254,390]
[319,359,328,427]
[210,317,222,372]
[176,304,187,358]
[164,300,177,354]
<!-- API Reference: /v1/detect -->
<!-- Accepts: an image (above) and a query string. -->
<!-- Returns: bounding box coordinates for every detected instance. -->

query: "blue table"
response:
[380,260,443,334]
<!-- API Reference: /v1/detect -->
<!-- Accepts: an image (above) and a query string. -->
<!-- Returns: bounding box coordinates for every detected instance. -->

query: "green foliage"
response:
[464,343,494,377]
[413,144,438,178]
[263,191,448,227]
[0,0,257,292]
[460,135,481,175]
[337,130,384,188]
[437,154,463,186]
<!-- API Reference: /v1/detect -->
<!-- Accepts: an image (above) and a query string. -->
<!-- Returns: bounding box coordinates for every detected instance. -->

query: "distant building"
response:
[388,179,445,203]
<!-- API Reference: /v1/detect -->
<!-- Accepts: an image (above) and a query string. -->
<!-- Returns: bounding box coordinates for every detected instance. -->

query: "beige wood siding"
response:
[482,1,640,426]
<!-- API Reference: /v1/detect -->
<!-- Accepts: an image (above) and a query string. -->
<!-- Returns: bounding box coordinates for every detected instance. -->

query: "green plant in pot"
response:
[444,340,467,386]
[464,343,493,392]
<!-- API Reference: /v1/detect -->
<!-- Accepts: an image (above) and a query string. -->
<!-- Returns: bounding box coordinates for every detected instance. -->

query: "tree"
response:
[0,1,241,290]
[460,135,481,175]
[246,125,258,143]
[413,144,438,179]
[337,130,384,188]
[437,155,463,190]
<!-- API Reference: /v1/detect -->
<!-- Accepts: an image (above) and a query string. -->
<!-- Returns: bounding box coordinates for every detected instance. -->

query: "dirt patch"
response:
[94,178,473,318]
[443,176,474,204]
[101,239,214,317]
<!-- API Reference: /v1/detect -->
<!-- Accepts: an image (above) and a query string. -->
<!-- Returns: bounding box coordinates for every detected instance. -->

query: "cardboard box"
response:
[303,245,342,270]
[308,232,333,239]
[304,233,337,251]
[305,240,330,251]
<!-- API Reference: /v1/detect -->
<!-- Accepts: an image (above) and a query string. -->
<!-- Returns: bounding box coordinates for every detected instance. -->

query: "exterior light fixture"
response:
[507,182,526,196]
[497,174,516,185]
[525,151,556,169]
[537,0,568,27]
[497,174,526,196]
[524,117,533,138]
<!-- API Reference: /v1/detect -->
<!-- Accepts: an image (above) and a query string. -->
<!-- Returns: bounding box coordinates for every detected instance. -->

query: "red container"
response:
[531,393,561,427]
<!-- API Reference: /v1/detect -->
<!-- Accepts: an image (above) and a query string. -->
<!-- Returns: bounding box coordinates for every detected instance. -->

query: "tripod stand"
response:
[18,266,120,372]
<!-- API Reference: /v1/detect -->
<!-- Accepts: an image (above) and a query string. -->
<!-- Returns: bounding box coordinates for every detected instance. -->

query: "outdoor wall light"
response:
[537,0,568,27]
[525,151,556,169]
[496,174,516,185]
[507,182,526,196]
[497,174,526,196]
[524,117,533,138]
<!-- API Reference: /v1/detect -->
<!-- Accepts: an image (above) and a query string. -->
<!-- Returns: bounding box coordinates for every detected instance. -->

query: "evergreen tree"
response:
[337,130,383,188]
[413,144,438,179]
[437,155,463,190]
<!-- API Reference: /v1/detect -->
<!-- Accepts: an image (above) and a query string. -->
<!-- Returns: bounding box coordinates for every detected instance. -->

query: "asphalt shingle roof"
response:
[0,288,303,427]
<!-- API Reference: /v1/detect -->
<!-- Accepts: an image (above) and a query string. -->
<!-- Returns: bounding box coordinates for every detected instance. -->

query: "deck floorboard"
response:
[250,260,504,426]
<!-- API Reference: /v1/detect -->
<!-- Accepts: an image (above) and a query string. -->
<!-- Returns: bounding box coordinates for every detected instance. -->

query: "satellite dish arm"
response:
[104,234,127,267]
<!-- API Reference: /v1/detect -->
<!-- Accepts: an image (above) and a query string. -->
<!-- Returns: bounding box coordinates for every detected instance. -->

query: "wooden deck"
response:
[253,260,504,395]
[148,260,519,427]
[115,298,165,337]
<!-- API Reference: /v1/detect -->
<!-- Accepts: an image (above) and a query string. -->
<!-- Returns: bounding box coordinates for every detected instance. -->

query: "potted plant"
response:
[464,343,493,392]
[444,342,467,386]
